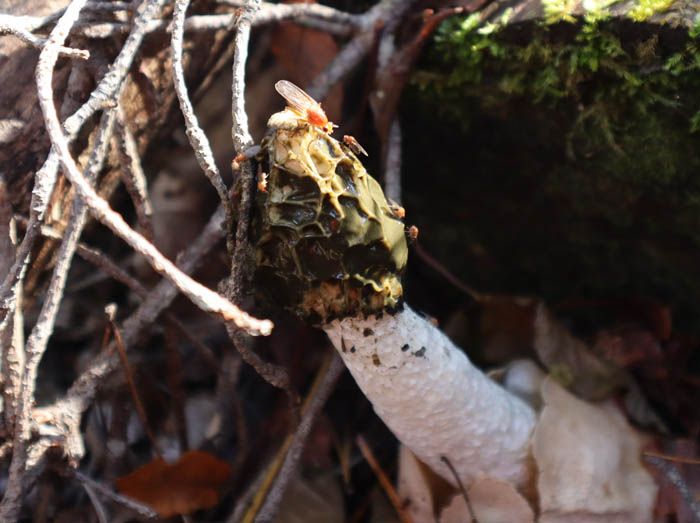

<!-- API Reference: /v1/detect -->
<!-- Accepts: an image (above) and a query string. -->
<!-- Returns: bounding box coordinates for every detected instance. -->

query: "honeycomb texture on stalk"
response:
[252,109,408,322]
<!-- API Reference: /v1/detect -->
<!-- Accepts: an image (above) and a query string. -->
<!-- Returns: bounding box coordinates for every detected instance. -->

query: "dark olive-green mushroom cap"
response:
[253,109,408,323]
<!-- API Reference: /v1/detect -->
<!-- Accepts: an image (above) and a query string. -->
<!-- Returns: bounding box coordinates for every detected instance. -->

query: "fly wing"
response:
[274,80,320,115]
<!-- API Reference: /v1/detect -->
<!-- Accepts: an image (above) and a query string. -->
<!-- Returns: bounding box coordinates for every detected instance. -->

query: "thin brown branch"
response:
[441,455,478,523]
[357,435,414,523]
[109,311,162,457]
[32,201,228,458]
[412,241,482,300]
[235,351,345,523]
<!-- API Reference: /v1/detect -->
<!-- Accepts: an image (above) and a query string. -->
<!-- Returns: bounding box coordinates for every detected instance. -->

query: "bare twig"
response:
[0,4,97,515]
[36,22,273,335]
[236,351,344,523]
[225,0,296,399]
[109,311,162,457]
[33,201,228,454]
[412,242,482,300]
[63,0,168,138]
[219,0,362,28]
[114,109,154,241]
[643,454,700,520]
[0,15,89,59]
[77,4,362,40]
[0,181,23,432]
[3,106,115,518]
[230,2,259,153]
[72,469,158,519]
[171,0,233,254]
[80,476,109,523]
[1,0,166,326]
[358,435,414,523]
[307,0,417,101]
[441,455,478,523]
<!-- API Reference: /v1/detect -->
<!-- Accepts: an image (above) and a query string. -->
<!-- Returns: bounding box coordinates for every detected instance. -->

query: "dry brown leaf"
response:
[115,450,232,517]
[534,378,658,523]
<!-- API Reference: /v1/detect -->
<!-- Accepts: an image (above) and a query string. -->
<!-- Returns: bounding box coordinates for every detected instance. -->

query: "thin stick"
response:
[72,470,158,519]
[643,454,700,519]
[171,0,233,254]
[412,242,482,300]
[0,4,105,503]
[114,109,154,241]
[307,0,416,101]
[357,435,413,523]
[235,351,344,523]
[109,311,162,457]
[0,15,89,59]
[80,477,109,523]
[36,29,272,334]
[441,455,478,523]
[226,0,295,395]
[1,0,166,326]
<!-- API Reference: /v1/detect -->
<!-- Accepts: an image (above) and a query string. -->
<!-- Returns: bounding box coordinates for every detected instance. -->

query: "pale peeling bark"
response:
[324,304,537,488]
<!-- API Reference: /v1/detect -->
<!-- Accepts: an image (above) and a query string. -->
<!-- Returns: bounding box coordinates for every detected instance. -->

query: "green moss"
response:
[404,15,700,329]
[628,0,675,22]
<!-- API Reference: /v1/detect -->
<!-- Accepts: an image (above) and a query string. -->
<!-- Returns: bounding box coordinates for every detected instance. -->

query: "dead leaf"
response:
[534,302,627,400]
[441,478,534,523]
[397,444,458,522]
[274,473,344,523]
[534,378,658,523]
[115,450,232,517]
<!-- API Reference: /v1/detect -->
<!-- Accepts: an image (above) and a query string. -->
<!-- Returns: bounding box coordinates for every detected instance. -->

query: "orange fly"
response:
[274,80,336,134]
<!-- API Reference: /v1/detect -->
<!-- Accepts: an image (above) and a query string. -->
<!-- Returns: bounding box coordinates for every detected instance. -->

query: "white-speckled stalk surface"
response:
[323,304,536,487]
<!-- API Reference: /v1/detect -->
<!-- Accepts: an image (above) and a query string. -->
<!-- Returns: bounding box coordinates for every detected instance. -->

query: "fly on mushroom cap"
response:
[253,84,407,323]
[274,80,336,134]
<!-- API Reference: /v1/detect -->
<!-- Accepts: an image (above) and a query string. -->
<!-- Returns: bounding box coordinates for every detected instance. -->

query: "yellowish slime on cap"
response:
[253,109,408,322]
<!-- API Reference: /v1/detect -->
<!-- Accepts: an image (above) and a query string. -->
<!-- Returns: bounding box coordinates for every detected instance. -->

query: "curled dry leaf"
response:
[534,378,658,523]
[398,444,534,523]
[534,302,627,400]
[442,478,534,523]
[115,450,232,517]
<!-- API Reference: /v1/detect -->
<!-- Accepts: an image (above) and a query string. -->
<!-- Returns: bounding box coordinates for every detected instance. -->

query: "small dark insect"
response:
[274,80,336,134]
[343,135,368,156]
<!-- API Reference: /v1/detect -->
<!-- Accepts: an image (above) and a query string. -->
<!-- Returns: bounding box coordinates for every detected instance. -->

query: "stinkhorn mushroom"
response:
[251,83,537,489]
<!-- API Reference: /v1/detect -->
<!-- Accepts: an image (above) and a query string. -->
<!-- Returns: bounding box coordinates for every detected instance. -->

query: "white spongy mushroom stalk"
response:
[323,304,536,488]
